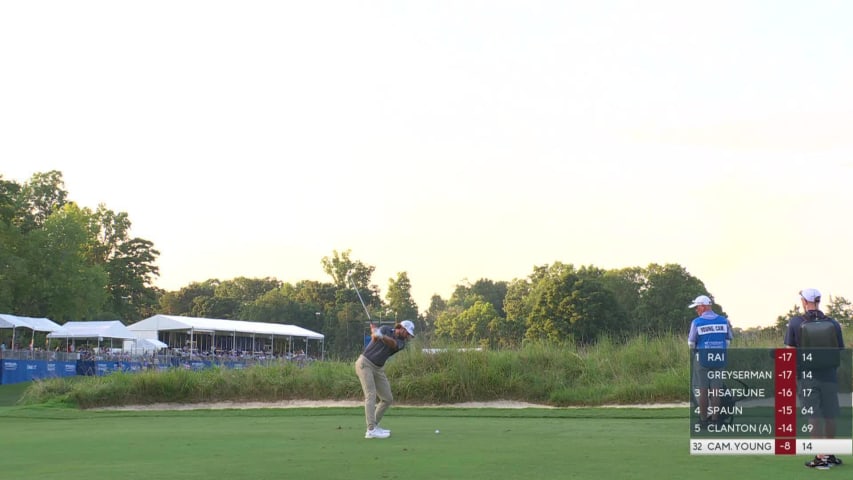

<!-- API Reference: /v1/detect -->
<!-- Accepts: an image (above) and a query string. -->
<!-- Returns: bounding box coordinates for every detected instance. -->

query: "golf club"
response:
[347,272,373,321]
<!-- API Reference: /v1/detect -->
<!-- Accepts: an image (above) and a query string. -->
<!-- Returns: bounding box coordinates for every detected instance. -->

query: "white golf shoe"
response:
[364,427,390,439]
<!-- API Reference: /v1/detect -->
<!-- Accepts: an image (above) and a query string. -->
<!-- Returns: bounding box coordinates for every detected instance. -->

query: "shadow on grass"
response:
[0,382,30,407]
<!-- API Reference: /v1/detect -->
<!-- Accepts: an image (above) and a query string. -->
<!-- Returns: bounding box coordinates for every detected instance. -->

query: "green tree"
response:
[418,294,447,343]
[600,267,645,324]
[191,276,284,319]
[468,278,508,316]
[0,221,23,312]
[0,177,24,311]
[159,280,219,315]
[192,295,241,319]
[88,205,131,263]
[19,204,109,321]
[215,277,282,303]
[3,172,161,322]
[385,271,419,322]
[774,304,802,337]
[423,294,446,326]
[0,176,22,225]
[435,278,511,346]
[240,280,330,334]
[15,170,68,233]
[501,278,533,347]
[524,263,625,343]
[103,238,161,321]
[88,204,161,321]
[322,248,380,316]
[322,249,372,288]
[825,295,853,328]
[433,305,465,340]
[630,264,712,335]
[321,250,382,358]
[455,300,501,346]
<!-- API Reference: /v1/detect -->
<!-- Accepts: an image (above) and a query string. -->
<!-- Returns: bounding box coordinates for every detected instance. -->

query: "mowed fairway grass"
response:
[0,404,816,480]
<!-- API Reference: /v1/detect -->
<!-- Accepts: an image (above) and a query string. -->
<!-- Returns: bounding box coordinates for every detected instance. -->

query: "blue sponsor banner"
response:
[77,360,96,376]
[87,361,143,376]
[57,362,75,378]
[0,359,77,384]
[189,361,208,371]
[96,361,123,375]
[27,360,46,380]
[1,359,26,384]
[0,357,287,384]
[25,361,41,380]
[2,360,28,384]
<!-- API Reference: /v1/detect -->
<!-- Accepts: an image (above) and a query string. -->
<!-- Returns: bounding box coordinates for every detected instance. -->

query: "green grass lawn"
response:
[0,403,835,480]
[0,381,29,406]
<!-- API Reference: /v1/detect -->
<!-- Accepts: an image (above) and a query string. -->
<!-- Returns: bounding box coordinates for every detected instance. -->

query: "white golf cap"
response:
[688,295,712,308]
[800,288,821,302]
[399,320,415,337]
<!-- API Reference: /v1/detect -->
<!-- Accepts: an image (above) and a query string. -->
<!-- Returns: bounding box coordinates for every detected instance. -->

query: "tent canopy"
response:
[0,314,61,332]
[137,338,168,349]
[128,314,324,340]
[47,320,138,340]
[124,337,168,352]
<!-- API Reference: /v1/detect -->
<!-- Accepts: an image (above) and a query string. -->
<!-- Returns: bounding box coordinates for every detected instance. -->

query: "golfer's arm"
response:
[378,335,399,351]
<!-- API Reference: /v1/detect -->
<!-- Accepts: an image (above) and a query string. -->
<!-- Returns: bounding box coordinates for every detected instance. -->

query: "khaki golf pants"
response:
[355,355,393,430]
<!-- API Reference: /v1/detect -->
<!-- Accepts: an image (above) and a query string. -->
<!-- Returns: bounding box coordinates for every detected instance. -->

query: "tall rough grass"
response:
[19,328,850,408]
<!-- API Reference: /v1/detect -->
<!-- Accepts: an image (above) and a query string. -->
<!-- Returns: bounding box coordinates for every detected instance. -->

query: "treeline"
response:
[3,171,851,360]
[157,249,419,359]
[0,171,161,322]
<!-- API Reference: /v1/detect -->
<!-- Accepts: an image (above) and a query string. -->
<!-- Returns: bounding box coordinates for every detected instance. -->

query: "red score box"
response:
[774,349,797,442]
[775,438,795,455]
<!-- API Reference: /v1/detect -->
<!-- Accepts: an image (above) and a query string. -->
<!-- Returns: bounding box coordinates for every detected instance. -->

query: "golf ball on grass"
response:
[435,429,440,434]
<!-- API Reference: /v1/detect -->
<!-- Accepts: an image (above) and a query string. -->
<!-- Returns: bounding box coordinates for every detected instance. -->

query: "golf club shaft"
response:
[348,274,372,321]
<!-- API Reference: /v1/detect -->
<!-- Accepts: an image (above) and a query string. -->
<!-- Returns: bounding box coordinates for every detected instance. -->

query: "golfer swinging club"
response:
[355,319,416,439]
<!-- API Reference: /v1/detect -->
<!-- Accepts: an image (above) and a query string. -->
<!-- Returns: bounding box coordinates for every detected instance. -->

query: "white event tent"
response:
[0,314,62,349]
[132,338,168,353]
[46,320,139,351]
[127,314,325,358]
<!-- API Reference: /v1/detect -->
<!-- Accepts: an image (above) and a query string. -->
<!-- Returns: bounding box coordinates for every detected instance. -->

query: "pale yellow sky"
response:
[3,1,852,328]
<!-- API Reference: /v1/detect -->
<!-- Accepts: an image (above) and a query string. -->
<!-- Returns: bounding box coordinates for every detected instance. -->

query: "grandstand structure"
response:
[128,314,325,359]
[0,313,325,385]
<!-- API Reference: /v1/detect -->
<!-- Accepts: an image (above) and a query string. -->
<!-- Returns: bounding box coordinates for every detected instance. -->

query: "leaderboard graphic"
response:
[690,348,852,455]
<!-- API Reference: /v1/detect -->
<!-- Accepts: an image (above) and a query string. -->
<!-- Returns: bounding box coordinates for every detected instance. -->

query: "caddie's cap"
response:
[799,288,821,302]
[688,295,713,308]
